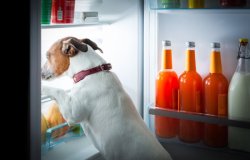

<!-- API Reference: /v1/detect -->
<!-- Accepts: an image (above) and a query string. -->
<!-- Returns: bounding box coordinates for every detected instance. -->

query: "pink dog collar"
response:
[73,63,112,83]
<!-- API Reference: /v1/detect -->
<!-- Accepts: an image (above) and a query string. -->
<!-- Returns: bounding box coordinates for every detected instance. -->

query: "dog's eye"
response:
[66,46,71,53]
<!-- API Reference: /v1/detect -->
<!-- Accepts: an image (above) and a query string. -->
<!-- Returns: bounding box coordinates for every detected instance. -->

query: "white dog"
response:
[41,37,172,160]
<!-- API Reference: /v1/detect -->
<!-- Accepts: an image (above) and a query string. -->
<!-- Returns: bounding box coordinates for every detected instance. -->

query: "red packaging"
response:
[51,0,75,24]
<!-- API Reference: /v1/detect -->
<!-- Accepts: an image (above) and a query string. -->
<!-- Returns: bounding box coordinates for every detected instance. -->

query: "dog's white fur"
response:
[42,38,172,160]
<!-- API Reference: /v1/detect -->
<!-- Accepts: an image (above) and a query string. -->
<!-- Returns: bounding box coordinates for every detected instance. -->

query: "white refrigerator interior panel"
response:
[157,12,250,81]
[101,2,142,113]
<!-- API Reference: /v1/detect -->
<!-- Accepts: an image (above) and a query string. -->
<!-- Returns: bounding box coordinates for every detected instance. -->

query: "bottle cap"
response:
[185,41,195,47]
[162,40,171,46]
[239,38,248,43]
[211,42,220,48]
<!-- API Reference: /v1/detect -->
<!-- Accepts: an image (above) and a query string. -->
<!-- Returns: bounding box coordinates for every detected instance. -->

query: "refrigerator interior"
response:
[143,0,250,159]
[40,0,143,159]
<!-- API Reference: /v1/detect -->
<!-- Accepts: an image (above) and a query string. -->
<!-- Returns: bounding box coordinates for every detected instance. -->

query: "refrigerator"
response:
[37,0,144,160]
[29,0,250,159]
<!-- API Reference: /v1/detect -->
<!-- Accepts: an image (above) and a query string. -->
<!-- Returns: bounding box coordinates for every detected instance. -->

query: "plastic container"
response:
[203,42,228,147]
[41,122,84,153]
[41,100,84,153]
[178,41,203,143]
[155,40,179,138]
[41,0,52,24]
[51,0,75,24]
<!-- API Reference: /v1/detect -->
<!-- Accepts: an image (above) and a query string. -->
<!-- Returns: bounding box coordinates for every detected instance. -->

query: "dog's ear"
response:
[62,38,88,57]
[81,38,103,53]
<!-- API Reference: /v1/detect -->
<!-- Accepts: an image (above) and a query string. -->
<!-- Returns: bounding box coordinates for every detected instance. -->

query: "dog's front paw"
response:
[41,85,55,96]
[41,85,66,101]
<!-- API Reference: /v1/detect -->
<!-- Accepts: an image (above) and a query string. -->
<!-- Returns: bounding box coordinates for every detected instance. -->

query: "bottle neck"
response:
[238,42,250,59]
[236,41,250,73]
[185,48,196,71]
[210,48,222,73]
[161,46,172,70]
[236,58,250,73]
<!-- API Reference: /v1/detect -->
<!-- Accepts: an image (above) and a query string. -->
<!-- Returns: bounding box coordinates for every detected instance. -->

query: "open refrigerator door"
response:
[143,0,250,159]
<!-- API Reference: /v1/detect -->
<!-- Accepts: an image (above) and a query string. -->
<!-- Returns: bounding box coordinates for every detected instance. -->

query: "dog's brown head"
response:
[41,37,103,80]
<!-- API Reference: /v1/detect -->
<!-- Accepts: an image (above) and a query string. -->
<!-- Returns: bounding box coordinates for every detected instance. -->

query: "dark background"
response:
[2,0,30,159]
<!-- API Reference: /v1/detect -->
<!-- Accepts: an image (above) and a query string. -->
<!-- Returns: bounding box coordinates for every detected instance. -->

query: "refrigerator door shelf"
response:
[148,106,250,156]
[149,106,250,129]
[160,139,250,160]
[149,0,250,10]
[153,8,250,15]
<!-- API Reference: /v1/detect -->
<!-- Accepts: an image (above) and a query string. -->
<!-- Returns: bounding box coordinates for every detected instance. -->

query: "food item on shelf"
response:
[161,0,180,8]
[155,40,179,138]
[203,42,228,147]
[178,41,203,143]
[41,0,52,24]
[228,38,250,152]
[220,0,247,7]
[41,113,48,143]
[188,0,205,8]
[51,0,75,24]
[44,101,69,138]
[71,125,82,134]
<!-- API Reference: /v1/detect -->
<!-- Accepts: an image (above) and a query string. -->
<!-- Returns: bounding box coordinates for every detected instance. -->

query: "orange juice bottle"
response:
[155,40,179,138]
[203,42,228,147]
[179,41,203,143]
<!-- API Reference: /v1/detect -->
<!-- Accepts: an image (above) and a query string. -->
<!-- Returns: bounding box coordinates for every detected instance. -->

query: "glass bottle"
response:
[155,40,179,138]
[178,41,203,143]
[203,42,228,147]
[228,38,250,152]
[161,0,180,8]
[188,0,205,8]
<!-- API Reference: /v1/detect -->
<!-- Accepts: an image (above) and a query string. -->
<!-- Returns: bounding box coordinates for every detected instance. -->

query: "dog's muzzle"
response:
[41,65,55,80]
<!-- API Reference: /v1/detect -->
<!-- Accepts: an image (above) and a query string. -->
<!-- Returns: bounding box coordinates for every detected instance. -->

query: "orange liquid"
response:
[179,50,203,143]
[203,51,228,147]
[155,49,179,138]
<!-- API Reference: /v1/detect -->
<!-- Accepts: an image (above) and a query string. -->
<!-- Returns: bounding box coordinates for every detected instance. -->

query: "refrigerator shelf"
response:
[158,136,250,160]
[149,107,250,129]
[41,22,109,29]
[154,8,250,14]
